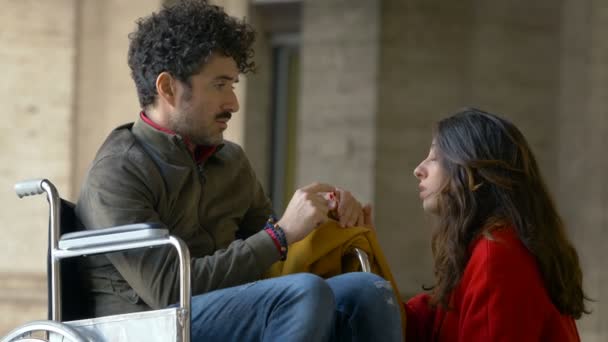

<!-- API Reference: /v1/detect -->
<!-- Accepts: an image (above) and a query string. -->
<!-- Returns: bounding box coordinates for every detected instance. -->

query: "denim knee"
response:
[327,272,402,341]
[273,273,336,337]
[330,272,399,311]
[284,273,336,310]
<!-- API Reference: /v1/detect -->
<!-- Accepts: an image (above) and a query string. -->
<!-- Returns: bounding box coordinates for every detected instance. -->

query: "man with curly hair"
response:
[75,0,402,340]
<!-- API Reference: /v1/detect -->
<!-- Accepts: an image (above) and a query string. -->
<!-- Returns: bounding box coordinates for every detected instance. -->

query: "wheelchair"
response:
[2,179,372,342]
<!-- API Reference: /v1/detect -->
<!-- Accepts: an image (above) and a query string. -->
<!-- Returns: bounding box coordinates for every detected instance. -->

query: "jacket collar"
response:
[132,113,223,166]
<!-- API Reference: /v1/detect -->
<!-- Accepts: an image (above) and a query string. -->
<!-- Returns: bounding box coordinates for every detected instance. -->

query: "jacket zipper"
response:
[174,136,214,249]
[197,163,207,185]
[176,137,207,185]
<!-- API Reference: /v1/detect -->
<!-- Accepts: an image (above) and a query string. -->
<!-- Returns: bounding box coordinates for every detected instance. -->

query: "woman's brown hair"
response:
[430,107,589,318]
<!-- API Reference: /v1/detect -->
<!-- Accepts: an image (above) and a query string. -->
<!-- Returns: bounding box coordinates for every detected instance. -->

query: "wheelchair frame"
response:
[3,179,191,342]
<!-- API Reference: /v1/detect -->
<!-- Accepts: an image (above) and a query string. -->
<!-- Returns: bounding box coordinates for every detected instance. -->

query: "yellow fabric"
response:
[265,220,406,338]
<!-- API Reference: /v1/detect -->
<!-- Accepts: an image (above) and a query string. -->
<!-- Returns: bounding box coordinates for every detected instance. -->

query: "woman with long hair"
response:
[405,108,588,341]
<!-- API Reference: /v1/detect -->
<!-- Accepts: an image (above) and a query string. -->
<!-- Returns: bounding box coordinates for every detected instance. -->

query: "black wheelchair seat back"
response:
[49,199,89,321]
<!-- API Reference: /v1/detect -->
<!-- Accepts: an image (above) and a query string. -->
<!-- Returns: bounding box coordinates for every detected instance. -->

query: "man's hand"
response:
[278,182,335,245]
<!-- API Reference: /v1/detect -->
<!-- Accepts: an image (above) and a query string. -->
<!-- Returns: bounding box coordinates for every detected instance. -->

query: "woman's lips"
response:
[418,185,427,199]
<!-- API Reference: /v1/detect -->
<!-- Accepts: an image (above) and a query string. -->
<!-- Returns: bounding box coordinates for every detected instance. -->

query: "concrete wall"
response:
[297,0,379,203]
[557,0,608,339]
[242,6,272,191]
[73,0,161,199]
[0,0,161,335]
[0,0,76,333]
[0,0,76,272]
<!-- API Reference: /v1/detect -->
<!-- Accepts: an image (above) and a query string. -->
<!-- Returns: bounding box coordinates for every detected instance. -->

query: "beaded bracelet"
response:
[265,215,288,260]
[264,228,282,255]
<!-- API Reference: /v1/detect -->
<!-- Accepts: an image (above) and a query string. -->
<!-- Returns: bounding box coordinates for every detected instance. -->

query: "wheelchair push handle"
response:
[15,178,48,198]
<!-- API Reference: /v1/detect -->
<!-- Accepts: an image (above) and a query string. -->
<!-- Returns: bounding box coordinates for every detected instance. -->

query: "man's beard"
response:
[169,111,231,146]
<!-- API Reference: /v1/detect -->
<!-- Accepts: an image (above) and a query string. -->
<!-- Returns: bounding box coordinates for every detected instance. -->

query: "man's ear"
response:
[156,72,177,107]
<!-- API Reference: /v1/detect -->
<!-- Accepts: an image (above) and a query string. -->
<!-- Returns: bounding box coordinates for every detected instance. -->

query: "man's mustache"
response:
[215,112,232,120]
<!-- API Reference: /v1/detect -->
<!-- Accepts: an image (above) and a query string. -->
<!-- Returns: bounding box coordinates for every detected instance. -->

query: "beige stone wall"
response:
[0,0,76,272]
[73,0,161,199]
[557,0,608,339]
[242,6,272,191]
[0,0,76,334]
[297,0,379,202]
[0,0,161,335]
[468,0,562,189]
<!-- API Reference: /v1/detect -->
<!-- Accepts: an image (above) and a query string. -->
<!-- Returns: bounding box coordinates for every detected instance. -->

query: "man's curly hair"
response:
[128,0,256,108]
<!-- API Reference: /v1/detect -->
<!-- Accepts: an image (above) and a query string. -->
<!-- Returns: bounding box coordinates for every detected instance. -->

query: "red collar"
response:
[140,111,217,164]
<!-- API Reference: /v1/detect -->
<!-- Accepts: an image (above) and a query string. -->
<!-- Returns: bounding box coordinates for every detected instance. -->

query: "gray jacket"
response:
[76,117,277,316]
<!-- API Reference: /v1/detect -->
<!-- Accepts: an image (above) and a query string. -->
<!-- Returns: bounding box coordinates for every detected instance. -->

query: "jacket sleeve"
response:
[457,240,545,341]
[405,294,436,341]
[76,153,279,310]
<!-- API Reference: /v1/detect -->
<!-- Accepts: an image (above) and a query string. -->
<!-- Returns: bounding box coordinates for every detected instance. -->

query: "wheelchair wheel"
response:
[1,320,87,342]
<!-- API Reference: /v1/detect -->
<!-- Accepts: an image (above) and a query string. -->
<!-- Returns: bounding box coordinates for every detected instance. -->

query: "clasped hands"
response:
[277,183,374,245]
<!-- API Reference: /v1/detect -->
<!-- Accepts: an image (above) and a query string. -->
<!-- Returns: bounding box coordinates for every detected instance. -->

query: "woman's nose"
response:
[413,163,424,179]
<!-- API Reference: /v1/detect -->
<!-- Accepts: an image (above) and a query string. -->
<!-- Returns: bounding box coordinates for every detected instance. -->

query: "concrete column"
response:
[468,0,562,190]
[297,0,379,203]
[0,0,163,333]
[0,0,76,333]
[242,7,273,191]
[73,0,162,198]
[0,0,76,272]
[558,0,608,339]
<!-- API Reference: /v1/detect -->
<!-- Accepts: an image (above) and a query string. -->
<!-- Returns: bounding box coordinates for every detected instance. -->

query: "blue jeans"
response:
[188,272,402,341]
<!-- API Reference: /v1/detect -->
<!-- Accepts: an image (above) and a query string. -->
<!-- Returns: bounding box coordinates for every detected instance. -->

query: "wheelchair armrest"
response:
[352,247,372,273]
[53,223,191,341]
[58,223,168,250]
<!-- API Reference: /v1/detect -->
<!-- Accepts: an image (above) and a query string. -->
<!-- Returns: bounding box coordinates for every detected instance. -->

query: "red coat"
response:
[405,227,580,341]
